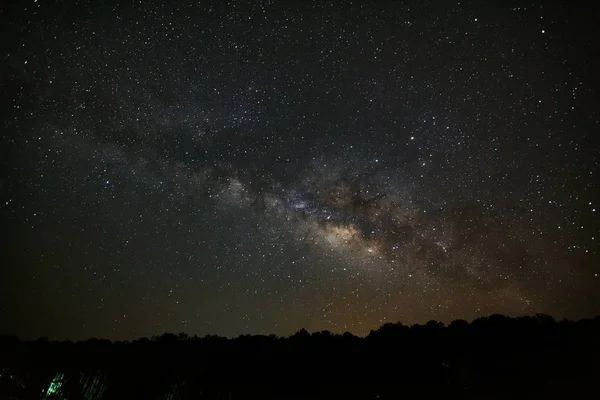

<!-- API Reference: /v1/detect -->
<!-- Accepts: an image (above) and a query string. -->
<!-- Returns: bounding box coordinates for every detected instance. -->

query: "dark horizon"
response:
[3,312,600,343]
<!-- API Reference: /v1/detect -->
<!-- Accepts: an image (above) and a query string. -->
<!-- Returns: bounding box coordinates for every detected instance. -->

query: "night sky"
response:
[1,0,599,340]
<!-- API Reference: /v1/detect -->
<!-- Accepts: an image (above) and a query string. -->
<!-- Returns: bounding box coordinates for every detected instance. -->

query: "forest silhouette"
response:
[1,314,599,399]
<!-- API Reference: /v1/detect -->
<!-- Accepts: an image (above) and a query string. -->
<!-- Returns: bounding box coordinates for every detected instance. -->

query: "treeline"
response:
[1,314,600,399]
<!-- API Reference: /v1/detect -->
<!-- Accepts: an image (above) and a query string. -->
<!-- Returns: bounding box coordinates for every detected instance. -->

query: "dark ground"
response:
[1,314,599,399]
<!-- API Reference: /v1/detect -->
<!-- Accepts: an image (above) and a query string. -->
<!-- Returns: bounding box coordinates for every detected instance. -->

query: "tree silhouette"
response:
[0,314,599,399]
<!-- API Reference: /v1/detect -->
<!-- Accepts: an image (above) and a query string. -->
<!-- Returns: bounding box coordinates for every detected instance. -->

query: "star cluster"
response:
[1,0,599,339]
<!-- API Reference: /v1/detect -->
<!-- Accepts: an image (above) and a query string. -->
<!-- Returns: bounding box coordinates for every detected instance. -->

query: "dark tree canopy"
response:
[1,314,599,399]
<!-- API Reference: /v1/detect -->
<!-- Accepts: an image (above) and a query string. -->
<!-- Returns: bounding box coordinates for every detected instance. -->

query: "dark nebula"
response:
[1,0,599,340]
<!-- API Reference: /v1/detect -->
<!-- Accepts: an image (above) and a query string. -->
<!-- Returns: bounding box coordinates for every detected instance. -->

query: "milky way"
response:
[1,0,599,339]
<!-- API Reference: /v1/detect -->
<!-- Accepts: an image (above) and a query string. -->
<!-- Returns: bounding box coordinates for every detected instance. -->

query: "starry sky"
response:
[1,0,599,340]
